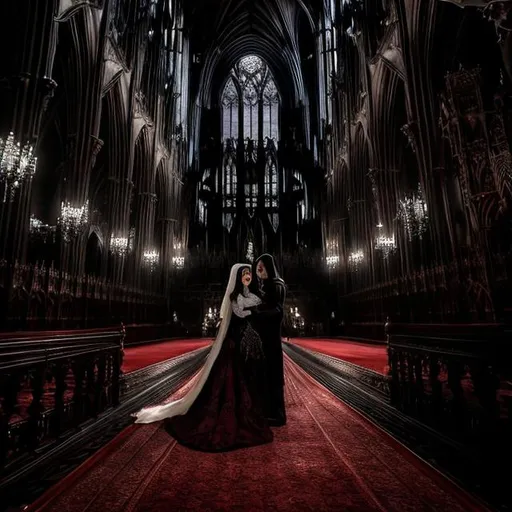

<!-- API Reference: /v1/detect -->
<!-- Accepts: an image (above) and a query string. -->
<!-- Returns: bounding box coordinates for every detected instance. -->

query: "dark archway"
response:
[85,231,103,276]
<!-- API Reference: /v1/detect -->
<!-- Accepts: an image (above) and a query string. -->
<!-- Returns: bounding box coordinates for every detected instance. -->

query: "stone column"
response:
[0,0,58,263]
[133,192,157,287]
[106,177,134,285]
[158,217,176,292]
[395,0,456,264]
[59,136,104,277]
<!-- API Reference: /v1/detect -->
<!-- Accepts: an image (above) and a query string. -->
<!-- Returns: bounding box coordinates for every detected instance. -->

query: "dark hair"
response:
[229,265,251,302]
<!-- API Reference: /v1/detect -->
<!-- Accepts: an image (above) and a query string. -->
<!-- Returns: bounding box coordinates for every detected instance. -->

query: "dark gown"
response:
[164,314,273,452]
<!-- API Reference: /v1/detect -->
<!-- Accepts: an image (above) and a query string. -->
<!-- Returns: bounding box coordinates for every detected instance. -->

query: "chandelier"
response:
[29,215,56,243]
[289,306,305,331]
[325,239,339,269]
[246,240,254,262]
[0,132,37,201]
[110,234,129,257]
[326,255,339,268]
[59,200,89,241]
[202,307,219,335]
[348,250,364,271]
[172,255,185,268]
[143,249,159,271]
[374,233,396,259]
[397,185,429,241]
[173,239,185,269]
[128,227,136,252]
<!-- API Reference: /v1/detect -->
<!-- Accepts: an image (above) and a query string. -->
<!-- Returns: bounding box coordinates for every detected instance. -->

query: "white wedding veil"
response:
[133,263,249,424]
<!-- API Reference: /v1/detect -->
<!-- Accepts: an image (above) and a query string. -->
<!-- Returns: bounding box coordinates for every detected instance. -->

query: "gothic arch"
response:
[132,125,153,192]
[84,229,103,276]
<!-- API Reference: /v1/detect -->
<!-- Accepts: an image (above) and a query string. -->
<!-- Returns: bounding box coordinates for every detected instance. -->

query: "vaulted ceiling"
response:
[184,0,321,107]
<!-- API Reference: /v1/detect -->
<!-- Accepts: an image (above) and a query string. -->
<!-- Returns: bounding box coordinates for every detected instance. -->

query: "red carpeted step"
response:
[290,338,388,374]
[122,339,212,373]
[28,357,487,512]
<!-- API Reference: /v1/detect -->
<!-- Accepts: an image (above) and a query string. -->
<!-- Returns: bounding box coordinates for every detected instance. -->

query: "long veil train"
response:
[133,263,248,424]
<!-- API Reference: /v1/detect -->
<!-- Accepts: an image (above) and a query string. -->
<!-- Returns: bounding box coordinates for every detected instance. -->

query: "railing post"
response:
[119,321,126,373]
[385,316,399,405]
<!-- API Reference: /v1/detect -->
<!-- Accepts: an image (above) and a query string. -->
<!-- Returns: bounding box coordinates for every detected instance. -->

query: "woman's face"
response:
[241,268,252,286]
[256,261,268,280]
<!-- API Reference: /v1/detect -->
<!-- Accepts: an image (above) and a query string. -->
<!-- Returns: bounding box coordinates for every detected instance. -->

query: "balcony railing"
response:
[0,329,123,472]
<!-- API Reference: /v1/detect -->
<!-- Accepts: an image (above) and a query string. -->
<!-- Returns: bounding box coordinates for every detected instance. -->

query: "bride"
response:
[133,263,273,452]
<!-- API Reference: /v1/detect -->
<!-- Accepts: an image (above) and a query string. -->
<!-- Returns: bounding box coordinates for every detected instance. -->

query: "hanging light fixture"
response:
[397,184,429,240]
[29,215,56,243]
[58,200,89,242]
[325,239,339,269]
[143,249,159,271]
[172,255,185,268]
[128,227,136,252]
[0,132,37,202]
[375,234,396,259]
[172,238,185,269]
[246,240,254,262]
[110,234,129,257]
[348,250,364,271]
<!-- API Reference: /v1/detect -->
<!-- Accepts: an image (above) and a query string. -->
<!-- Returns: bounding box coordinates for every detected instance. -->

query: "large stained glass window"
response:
[220,55,280,230]
[222,139,237,232]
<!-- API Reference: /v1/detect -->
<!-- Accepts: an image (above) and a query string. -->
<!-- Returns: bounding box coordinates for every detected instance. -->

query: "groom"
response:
[250,253,287,426]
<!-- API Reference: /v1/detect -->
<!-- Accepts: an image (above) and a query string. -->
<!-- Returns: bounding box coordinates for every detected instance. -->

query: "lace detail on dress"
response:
[239,322,265,361]
[232,287,262,318]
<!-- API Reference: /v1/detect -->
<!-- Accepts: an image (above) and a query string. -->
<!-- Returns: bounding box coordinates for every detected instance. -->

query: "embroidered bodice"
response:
[231,286,262,318]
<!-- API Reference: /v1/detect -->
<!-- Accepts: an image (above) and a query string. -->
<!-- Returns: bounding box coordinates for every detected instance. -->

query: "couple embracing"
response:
[133,254,286,452]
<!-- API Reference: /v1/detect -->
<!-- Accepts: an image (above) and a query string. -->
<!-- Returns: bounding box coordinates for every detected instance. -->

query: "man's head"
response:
[256,259,268,280]
[253,253,280,282]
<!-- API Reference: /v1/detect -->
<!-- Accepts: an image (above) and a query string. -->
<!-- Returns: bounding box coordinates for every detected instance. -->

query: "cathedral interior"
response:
[1,0,512,510]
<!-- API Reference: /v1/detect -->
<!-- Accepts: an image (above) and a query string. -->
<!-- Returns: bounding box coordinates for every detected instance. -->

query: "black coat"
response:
[251,277,286,387]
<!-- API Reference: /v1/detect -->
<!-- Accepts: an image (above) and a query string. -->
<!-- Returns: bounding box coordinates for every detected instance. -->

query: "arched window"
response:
[220,55,280,229]
[294,171,307,226]
[264,138,279,230]
[222,78,239,140]
[318,1,338,127]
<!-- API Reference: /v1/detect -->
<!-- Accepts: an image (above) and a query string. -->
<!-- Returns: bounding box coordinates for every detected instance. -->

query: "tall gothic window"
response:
[220,55,280,228]
[318,1,337,127]
[222,139,237,232]
[294,171,307,226]
[222,78,239,140]
[264,138,279,230]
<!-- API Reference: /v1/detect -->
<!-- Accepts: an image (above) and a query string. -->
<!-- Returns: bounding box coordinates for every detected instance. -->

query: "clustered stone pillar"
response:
[59,135,104,277]
[0,0,58,264]
[158,217,176,292]
[106,176,134,285]
[133,192,157,287]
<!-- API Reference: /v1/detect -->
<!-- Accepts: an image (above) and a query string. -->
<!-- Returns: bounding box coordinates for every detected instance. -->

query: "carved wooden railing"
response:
[386,322,511,449]
[0,330,123,473]
[0,260,168,330]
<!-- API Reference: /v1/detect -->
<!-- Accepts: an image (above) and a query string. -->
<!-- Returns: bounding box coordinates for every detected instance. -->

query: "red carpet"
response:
[122,339,212,373]
[291,338,388,374]
[28,357,487,512]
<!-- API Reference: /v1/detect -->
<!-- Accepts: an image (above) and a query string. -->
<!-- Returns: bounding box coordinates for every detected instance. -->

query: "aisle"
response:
[290,338,388,374]
[122,338,212,372]
[28,357,486,512]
